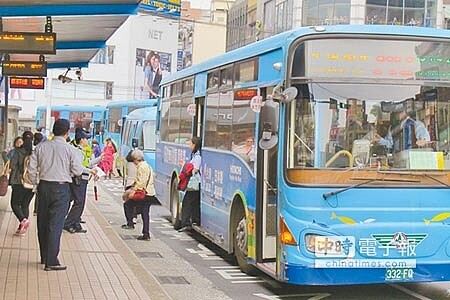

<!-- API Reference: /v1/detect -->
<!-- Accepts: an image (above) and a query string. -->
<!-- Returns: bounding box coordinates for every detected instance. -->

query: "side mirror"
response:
[259,98,279,150]
[132,138,139,148]
[259,122,278,150]
[272,85,298,103]
[280,87,298,103]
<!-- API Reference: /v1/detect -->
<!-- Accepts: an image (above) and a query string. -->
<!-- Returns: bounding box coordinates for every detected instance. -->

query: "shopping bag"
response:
[186,174,200,191]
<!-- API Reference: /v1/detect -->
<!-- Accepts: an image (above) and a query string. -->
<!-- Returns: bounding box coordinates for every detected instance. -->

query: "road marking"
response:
[212,265,264,283]
[155,223,175,229]
[160,230,192,240]
[389,284,433,300]
[254,293,330,300]
[187,243,222,260]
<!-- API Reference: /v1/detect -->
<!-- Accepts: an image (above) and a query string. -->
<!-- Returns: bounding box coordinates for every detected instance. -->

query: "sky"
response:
[187,0,211,10]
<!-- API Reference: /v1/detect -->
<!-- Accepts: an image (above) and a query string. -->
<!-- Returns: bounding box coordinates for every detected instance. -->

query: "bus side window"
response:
[232,96,257,168]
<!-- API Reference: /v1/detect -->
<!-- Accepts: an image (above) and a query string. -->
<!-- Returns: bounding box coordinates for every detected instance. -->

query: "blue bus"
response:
[154,25,450,285]
[35,105,105,140]
[102,99,156,146]
[119,104,158,176]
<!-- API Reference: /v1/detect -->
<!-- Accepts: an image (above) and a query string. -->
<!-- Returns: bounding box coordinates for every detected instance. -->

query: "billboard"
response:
[135,48,172,99]
[139,0,181,18]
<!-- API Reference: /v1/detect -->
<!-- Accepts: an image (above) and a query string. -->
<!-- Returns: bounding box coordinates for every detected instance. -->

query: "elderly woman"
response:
[121,150,156,241]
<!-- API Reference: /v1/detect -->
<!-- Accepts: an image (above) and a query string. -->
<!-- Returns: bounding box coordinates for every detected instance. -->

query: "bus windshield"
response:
[288,37,450,175]
[288,82,450,172]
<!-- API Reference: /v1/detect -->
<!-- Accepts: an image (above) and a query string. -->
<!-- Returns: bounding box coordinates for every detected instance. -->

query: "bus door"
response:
[256,87,277,265]
[193,97,204,138]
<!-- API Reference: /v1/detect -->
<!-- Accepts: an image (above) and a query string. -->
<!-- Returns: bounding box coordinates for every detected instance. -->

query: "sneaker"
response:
[121,224,135,230]
[137,235,150,241]
[18,218,30,234]
[73,227,87,233]
[15,224,22,235]
[64,227,76,234]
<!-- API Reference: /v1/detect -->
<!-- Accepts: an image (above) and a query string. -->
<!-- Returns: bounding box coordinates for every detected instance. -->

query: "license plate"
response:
[314,236,355,258]
[385,268,414,281]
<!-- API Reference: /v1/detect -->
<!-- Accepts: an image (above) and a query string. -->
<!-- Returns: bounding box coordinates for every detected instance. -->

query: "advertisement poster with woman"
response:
[135,48,172,99]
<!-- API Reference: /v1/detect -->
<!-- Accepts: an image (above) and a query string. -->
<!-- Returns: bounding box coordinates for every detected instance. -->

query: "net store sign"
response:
[10,77,45,89]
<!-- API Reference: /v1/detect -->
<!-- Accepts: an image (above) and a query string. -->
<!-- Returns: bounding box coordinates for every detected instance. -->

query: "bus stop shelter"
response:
[0,0,141,148]
[0,0,140,68]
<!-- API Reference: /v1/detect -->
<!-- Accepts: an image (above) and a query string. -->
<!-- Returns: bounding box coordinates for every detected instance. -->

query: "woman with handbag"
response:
[9,131,35,235]
[121,149,156,241]
[178,136,202,232]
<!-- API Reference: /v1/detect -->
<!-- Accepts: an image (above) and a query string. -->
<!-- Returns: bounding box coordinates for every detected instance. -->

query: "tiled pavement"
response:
[0,186,171,300]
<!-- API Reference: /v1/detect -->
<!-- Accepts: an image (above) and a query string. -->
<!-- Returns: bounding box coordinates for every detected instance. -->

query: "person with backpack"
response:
[32,132,45,215]
[9,131,35,235]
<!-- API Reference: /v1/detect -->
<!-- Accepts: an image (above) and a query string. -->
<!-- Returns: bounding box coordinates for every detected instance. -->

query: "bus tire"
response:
[170,179,181,229]
[232,205,256,275]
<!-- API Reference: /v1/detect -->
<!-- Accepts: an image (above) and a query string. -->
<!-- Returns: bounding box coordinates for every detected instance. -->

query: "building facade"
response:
[227,0,446,50]
[6,13,178,129]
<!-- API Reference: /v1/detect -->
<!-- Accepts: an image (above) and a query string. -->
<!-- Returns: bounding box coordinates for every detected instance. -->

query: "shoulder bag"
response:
[22,156,34,189]
[0,161,10,196]
[128,170,151,201]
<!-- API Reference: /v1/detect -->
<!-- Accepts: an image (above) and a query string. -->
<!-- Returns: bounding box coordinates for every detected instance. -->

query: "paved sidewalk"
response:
[0,186,170,300]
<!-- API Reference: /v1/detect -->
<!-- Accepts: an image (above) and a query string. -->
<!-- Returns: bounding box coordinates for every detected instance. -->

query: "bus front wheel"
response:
[170,179,181,229]
[233,208,254,274]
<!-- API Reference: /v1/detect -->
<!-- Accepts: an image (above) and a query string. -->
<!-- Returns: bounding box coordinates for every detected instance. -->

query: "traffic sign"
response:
[2,61,47,77]
[0,32,56,54]
[250,95,263,113]
[9,77,45,89]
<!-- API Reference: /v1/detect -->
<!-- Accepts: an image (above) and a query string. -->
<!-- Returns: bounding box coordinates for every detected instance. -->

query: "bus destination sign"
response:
[0,32,56,54]
[2,61,47,77]
[9,77,45,90]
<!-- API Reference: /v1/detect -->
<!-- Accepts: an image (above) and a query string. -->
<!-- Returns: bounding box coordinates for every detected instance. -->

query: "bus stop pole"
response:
[45,69,53,135]
[3,75,8,150]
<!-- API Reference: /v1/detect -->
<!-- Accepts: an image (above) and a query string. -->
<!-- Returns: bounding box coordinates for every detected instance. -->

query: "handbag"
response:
[127,170,151,201]
[186,173,200,191]
[128,189,147,201]
[0,161,10,196]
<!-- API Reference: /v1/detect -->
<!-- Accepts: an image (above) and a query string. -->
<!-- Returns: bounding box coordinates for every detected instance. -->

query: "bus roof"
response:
[125,105,158,121]
[106,99,158,108]
[161,25,450,85]
[36,105,105,112]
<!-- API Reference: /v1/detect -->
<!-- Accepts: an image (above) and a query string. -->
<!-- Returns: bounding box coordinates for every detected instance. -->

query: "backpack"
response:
[22,156,33,189]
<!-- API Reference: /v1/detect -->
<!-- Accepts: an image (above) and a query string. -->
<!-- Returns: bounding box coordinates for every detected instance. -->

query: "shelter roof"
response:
[0,0,140,68]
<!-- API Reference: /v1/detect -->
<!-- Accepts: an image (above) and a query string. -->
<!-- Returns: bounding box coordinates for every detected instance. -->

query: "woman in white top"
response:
[178,137,202,232]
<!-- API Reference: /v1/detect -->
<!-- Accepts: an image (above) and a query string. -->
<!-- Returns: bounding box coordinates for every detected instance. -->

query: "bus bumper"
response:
[283,262,450,285]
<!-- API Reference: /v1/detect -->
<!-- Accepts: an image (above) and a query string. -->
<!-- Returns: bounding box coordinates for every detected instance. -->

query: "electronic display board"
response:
[234,89,258,100]
[9,77,45,89]
[0,32,56,54]
[2,61,47,77]
[291,39,450,81]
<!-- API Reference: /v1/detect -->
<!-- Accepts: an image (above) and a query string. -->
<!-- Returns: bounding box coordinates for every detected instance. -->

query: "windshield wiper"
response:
[322,177,420,200]
[377,170,450,188]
